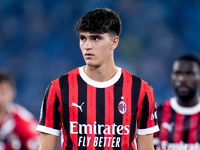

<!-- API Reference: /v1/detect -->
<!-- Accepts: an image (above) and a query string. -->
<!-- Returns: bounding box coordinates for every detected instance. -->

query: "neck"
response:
[177,96,199,107]
[84,64,118,82]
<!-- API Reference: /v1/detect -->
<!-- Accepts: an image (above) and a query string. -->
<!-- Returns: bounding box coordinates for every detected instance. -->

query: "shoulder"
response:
[122,68,150,83]
[49,67,80,90]
[121,68,143,84]
[121,68,154,94]
[52,67,79,82]
[9,104,39,142]
[157,98,172,112]
[9,103,37,123]
[159,98,172,108]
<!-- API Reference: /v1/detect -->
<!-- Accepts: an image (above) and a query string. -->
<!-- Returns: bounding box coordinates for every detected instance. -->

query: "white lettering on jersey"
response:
[70,121,130,135]
[151,111,157,120]
[70,121,130,148]
[160,141,200,150]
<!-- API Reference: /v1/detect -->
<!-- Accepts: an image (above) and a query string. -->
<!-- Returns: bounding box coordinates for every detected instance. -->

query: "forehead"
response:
[0,81,14,91]
[79,32,110,37]
[173,60,200,72]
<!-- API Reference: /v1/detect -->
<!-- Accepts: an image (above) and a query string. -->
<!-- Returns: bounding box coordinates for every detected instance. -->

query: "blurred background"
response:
[0,0,200,119]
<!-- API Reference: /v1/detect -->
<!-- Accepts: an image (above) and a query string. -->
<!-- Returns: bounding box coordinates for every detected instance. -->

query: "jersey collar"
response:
[79,66,122,88]
[170,97,200,115]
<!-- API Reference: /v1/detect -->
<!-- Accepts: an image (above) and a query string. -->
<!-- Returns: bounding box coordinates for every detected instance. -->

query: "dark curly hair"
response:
[0,71,15,87]
[176,54,200,68]
[75,8,122,36]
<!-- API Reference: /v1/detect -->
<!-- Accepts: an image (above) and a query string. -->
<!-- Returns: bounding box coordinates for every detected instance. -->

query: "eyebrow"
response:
[79,34,85,38]
[79,34,103,39]
[90,35,102,38]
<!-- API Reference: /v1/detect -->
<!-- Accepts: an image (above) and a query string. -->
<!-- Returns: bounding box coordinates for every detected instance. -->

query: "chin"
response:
[85,62,100,68]
[178,94,194,102]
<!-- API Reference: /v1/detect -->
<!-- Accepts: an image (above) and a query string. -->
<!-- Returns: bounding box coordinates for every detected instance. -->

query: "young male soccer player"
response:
[36,8,159,150]
[0,71,40,149]
[154,54,200,150]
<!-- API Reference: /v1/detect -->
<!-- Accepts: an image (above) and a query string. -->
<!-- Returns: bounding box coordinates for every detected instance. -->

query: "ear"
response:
[198,72,200,85]
[171,73,175,85]
[111,36,119,50]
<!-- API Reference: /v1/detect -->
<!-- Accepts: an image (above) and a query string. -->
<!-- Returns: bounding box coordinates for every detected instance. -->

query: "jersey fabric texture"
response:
[155,97,200,150]
[0,103,40,150]
[36,66,159,150]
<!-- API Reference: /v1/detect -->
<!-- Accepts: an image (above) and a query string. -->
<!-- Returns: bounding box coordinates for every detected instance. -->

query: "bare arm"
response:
[39,132,58,150]
[137,134,154,150]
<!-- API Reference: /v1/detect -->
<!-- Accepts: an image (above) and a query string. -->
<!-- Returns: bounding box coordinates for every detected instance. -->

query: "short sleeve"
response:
[137,84,159,135]
[36,80,62,136]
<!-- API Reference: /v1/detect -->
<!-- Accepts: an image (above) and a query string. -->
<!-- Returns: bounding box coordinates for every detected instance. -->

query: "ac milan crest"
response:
[118,100,127,114]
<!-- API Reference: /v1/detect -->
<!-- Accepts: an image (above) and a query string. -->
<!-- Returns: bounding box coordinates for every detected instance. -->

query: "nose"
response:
[84,40,92,50]
[178,74,187,83]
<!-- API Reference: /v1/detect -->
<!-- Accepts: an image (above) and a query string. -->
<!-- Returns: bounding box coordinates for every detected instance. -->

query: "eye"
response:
[93,37,100,41]
[173,71,183,78]
[174,71,181,76]
[79,36,86,42]
[186,71,195,76]
[176,72,181,76]
[91,35,102,41]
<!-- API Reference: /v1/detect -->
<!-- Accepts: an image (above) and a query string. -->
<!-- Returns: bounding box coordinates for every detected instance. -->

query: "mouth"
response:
[85,53,94,58]
[177,86,189,93]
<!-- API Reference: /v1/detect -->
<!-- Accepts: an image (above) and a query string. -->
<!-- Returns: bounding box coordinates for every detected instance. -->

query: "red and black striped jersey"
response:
[0,103,40,150]
[155,97,200,150]
[36,66,159,150]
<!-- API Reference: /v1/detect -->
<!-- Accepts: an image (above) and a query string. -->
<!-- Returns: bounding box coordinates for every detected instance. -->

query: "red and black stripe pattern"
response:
[37,67,158,150]
[157,98,200,149]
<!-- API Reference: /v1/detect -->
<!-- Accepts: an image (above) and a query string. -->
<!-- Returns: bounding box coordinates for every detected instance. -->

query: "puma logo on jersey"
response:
[162,122,174,132]
[72,102,84,112]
